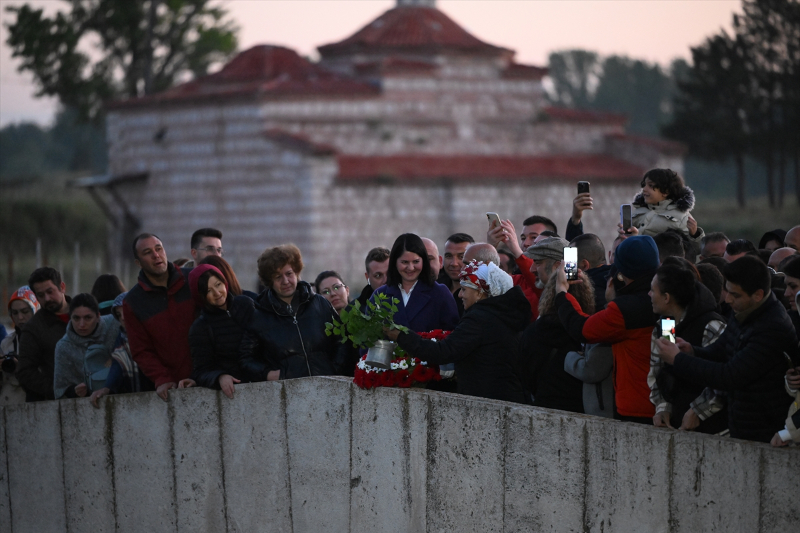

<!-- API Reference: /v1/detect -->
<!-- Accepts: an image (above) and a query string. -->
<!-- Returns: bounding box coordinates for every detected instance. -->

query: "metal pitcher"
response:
[365,339,395,370]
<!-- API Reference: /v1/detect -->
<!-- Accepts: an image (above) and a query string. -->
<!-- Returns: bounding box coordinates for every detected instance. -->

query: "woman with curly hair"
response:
[240,244,343,381]
[520,264,595,413]
[385,260,530,403]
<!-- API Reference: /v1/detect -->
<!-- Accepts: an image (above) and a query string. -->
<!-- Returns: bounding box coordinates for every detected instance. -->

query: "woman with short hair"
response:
[240,244,342,380]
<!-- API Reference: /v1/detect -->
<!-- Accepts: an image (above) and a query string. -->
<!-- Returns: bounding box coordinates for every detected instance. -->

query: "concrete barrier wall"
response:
[1,377,798,533]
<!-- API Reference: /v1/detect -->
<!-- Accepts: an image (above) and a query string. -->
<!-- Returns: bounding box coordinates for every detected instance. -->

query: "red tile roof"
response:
[502,63,548,80]
[318,5,511,58]
[605,133,687,155]
[542,106,628,126]
[107,45,378,109]
[337,154,644,182]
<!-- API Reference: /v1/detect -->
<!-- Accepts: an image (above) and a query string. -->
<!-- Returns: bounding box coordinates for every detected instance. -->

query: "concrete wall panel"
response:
[350,387,429,533]
[425,394,507,533]
[584,419,672,533]
[504,408,587,533]
[220,381,292,533]
[757,444,799,532]
[59,399,115,532]
[671,433,760,533]
[171,389,227,533]
[0,410,11,533]
[284,377,352,533]
[111,392,176,533]
[4,402,66,533]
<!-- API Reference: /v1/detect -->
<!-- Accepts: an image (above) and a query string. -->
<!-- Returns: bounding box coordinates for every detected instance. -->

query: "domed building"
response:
[82,0,684,287]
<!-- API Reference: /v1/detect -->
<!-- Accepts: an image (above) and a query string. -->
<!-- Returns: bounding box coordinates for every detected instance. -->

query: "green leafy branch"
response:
[325,292,409,353]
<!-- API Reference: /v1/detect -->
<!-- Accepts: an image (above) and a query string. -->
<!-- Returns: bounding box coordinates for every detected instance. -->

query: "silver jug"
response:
[365,339,395,370]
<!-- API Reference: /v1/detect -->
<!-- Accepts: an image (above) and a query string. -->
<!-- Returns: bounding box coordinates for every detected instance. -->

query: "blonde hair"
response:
[538,271,595,316]
[257,244,304,285]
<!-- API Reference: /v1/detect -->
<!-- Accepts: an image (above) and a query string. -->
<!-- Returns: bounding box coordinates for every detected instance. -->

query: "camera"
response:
[1,355,17,373]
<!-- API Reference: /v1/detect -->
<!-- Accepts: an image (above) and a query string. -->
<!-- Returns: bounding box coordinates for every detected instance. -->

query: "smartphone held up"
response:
[563,246,578,281]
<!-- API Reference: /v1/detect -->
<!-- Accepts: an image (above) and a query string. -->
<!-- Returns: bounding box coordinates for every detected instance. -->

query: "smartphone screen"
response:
[620,204,632,231]
[661,318,676,343]
[564,247,578,281]
[577,181,590,195]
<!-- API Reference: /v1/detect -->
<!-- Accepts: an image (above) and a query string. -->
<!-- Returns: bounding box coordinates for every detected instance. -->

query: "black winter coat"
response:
[673,292,798,442]
[396,286,531,403]
[240,281,343,380]
[520,313,585,413]
[189,295,255,389]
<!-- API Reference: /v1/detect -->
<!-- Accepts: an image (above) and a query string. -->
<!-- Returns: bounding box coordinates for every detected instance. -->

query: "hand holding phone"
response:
[564,247,578,281]
[660,318,676,343]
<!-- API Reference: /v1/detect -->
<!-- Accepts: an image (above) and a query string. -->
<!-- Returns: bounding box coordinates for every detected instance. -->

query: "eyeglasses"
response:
[321,283,347,296]
[196,246,224,256]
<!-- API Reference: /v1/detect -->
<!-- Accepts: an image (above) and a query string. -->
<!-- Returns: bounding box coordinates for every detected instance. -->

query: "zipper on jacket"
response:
[292,313,313,376]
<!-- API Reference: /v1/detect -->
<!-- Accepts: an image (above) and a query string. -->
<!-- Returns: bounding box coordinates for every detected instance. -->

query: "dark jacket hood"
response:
[467,285,531,333]
[633,186,695,213]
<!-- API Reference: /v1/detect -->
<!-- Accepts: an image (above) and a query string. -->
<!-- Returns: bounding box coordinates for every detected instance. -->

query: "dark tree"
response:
[5,0,239,122]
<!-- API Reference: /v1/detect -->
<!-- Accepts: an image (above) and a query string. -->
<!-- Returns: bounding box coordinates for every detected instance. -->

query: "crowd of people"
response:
[1,169,799,447]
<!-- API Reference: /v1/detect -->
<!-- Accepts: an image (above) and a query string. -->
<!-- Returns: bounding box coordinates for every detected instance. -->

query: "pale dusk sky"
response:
[0,0,740,127]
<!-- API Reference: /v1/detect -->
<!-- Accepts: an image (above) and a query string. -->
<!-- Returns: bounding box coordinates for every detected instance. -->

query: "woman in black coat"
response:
[240,244,343,381]
[386,260,530,403]
[188,264,254,398]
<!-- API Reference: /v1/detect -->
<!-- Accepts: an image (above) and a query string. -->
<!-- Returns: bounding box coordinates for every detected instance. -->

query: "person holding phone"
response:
[655,256,798,443]
[647,258,727,433]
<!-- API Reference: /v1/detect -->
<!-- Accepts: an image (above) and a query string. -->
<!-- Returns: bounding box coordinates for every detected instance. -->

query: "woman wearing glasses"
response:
[314,271,350,313]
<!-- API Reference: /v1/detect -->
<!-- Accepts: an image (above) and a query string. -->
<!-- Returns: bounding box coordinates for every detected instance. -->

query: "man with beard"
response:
[123,233,197,401]
[15,268,71,401]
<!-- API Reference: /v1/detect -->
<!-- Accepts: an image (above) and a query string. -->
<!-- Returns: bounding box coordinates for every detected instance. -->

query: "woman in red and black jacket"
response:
[555,235,660,424]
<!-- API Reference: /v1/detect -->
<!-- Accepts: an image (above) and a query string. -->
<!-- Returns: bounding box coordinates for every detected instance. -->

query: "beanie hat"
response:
[523,237,570,261]
[614,235,660,280]
[8,286,40,313]
[188,264,228,308]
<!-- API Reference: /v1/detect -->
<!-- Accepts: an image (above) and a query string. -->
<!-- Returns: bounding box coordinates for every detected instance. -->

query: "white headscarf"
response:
[459,260,514,297]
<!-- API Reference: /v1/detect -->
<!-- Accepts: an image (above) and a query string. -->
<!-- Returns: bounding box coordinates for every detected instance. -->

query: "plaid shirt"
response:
[649,319,726,416]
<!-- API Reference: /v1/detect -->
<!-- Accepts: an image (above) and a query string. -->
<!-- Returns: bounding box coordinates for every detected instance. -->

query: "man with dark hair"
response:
[656,255,798,442]
[438,233,475,317]
[15,267,70,401]
[723,239,757,262]
[520,216,557,252]
[190,228,223,262]
[569,233,609,311]
[653,231,685,263]
[123,234,197,401]
[356,247,391,310]
[699,232,730,261]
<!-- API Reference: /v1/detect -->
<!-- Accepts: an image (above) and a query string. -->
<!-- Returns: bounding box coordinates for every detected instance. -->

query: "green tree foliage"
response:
[546,50,678,137]
[664,0,800,207]
[5,0,239,122]
[0,108,107,183]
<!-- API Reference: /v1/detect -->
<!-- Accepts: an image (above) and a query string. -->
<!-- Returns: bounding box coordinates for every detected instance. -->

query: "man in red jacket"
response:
[122,233,197,401]
[555,235,661,424]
